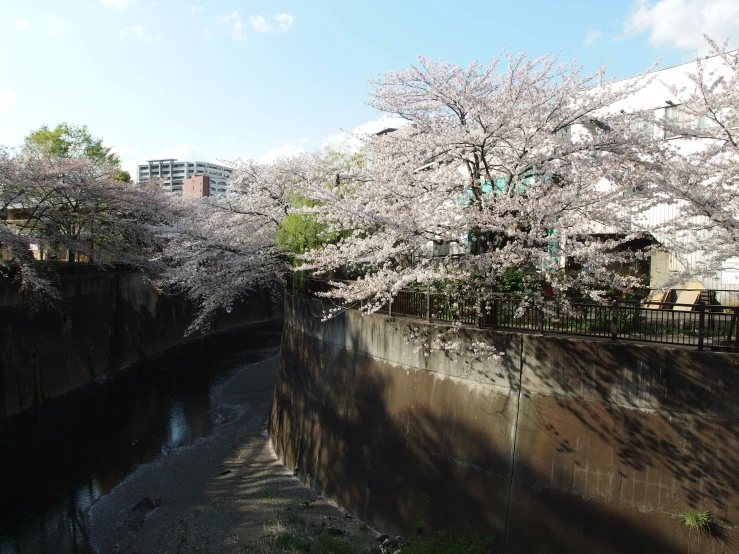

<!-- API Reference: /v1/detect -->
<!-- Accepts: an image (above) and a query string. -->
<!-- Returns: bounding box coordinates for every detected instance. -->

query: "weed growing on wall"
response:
[680,510,713,536]
[399,495,494,554]
[400,529,494,554]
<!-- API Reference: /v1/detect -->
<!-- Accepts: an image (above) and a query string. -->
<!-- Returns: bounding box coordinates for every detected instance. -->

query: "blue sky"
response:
[1,0,738,177]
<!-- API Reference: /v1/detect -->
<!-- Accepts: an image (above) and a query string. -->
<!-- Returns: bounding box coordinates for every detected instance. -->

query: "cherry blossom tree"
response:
[148,152,352,332]
[0,147,163,302]
[295,51,657,312]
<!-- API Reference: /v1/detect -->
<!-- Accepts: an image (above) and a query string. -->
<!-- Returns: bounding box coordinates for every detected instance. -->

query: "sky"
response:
[1,0,738,178]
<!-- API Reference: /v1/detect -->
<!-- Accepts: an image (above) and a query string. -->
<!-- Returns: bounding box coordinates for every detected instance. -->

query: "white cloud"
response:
[101,0,134,9]
[274,13,295,33]
[216,11,245,41]
[121,25,144,38]
[0,89,16,113]
[246,13,295,34]
[204,27,211,38]
[259,144,305,163]
[623,0,739,53]
[120,25,162,43]
[46,15,66,35]
[583,29,602,46]
[249,15,271,33]
[14,18,29,30]
[190,5,203,14]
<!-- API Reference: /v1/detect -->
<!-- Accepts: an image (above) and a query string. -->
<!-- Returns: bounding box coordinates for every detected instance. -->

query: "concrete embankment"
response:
[0,272,279,419]
[271,294,739,554]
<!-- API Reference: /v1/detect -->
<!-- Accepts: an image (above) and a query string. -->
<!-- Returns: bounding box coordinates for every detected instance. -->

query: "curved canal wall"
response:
[0,272,280,418]
[271,294,739,554]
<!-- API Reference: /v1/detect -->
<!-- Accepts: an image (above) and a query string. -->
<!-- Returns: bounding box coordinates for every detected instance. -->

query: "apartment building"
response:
[591,55,738,300]
[137,159,233,195]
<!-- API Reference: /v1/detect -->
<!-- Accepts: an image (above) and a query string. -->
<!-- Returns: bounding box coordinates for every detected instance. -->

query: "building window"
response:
[664,105,692,138]
[630,119,654,139]
[432,242,450,257]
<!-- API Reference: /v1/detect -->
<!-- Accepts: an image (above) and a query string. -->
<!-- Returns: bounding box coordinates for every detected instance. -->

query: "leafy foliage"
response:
[276,196,337,261]
[23,122,121,166]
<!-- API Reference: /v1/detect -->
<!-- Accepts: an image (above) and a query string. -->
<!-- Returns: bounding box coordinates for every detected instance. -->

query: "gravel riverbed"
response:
[87,353,380,554]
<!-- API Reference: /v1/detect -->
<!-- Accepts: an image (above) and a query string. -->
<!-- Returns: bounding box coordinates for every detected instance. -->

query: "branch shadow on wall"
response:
[515,335,738,553]
[271,296,712,553]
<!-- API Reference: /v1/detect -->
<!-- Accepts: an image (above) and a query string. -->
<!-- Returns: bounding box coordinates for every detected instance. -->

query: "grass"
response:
[313,533,355,554]
[252,514,361,554]
[680,511,713,536]
[248,531,356,554]
[400,495,494,554]
[284,514,308,526]
[400,529,494,554]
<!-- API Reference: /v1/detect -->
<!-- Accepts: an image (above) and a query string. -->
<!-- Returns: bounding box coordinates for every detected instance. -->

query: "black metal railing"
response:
[290,276,739,350]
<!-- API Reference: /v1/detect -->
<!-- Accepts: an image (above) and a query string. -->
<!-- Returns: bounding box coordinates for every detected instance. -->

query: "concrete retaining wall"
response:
[271,294,739,554]
[0,273,280,418]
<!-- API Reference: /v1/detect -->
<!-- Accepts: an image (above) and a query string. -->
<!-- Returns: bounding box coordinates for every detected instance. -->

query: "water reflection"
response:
[167,400,188,449]
[0,327,281,554]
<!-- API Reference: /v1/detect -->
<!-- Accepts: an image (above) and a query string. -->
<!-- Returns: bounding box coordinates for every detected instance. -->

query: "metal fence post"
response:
[537,307,544,334]
[426,287,431,322]
[611,300,619,341]
[388,294,392,318]
[697,301,705,351]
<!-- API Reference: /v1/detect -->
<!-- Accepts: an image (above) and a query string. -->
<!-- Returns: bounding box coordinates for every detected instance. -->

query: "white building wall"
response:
[137,159,233,196]
[585,55,739,293]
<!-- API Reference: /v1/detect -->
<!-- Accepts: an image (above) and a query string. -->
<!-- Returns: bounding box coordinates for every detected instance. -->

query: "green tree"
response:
[276,149,362,264]
[276,197,332,260]
[23,122,121,166]
[113,169,132,183]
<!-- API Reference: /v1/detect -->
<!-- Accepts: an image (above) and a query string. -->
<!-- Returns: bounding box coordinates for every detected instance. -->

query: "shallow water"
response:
[0,328,281,554]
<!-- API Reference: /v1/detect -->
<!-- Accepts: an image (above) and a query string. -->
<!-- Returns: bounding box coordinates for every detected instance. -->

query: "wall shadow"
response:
[0,273,281,419]
[516,335,739,552]
[270,296,737,553]
[0,322,282,554]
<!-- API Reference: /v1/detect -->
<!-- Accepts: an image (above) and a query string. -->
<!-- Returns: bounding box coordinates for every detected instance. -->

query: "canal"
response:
[0,324,281,554]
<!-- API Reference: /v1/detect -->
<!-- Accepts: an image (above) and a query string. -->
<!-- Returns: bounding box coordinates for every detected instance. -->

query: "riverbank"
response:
[87,352,380,554]
[1,272,280,420]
